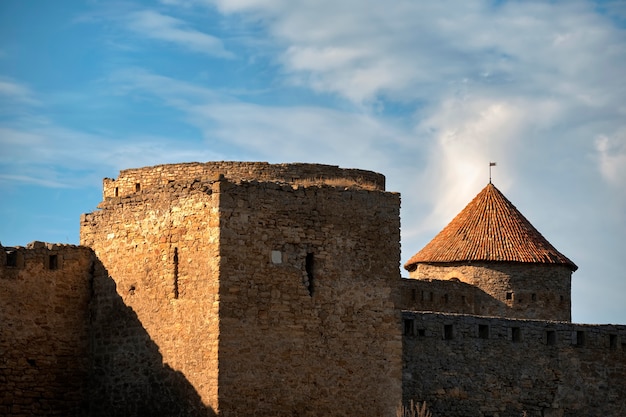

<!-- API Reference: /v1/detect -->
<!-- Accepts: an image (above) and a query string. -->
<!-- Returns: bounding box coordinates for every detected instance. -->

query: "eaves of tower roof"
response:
[404,183,578,272]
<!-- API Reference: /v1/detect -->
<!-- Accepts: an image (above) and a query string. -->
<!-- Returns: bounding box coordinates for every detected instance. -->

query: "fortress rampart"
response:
[0,243,93,417]
[402,311,626,417]
[101,161,385,199]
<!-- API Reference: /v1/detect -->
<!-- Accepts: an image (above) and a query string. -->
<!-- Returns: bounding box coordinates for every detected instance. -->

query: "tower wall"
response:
[102,161,385,199]
[215,180,402,416]
[80,180,222,415]
[80,162,402,416]
[408,262,571,321]
[0,243,93,417]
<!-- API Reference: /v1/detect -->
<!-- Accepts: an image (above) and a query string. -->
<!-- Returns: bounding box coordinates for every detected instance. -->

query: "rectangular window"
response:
[511,327,521,342]
[135,183,141,192]
[411,289,416,301]
[444,324,453,340]
[403,319,414,336]
[6,251,17,267]
[48,254,58,270]
[546,330,556,346]
[506,292,513,300]
[531,293,537,301]
[576,330,585,347]
[479,324,489,339]
[609,334,617,349]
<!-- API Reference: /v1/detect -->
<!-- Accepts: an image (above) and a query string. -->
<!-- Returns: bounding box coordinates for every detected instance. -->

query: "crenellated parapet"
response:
[101,161,385,199]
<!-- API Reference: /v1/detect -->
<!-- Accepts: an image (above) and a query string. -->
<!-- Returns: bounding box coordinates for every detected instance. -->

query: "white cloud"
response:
[0,78,40,106]
[595,131,626,188]
[124,9,234,57]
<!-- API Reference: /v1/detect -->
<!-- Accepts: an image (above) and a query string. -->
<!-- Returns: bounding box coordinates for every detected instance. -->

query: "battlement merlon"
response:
[102,161,386,200]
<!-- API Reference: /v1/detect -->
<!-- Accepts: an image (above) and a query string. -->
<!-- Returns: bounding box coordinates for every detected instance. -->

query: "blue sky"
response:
[1,0,625,324]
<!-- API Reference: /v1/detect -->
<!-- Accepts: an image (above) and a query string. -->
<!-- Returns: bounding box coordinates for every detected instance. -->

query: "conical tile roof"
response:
[404,183,577,271]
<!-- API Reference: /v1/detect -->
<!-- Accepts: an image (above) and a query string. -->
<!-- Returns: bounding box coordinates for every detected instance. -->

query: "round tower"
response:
[404,183,577,321]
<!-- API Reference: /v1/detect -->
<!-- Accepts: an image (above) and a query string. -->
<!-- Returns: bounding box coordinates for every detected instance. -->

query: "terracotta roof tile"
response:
[404,183,577,271]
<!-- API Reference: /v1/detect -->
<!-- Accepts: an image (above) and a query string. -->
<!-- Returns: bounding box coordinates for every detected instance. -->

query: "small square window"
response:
[506,292,513,300]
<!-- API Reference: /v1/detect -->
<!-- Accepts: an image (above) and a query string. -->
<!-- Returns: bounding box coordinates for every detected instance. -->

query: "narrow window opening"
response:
[135,183,141,192]
[461,295,466,304]
[403,318,414,336]
[411,289,416,301]
[173,247,179,299]
[531,293,537,302]
[305,253,314,297]
[546,330,556,346]
[560,295,565,303]
[511,327,521,342]
[6,251,17,267]
[479,324,489,339]
[114,187,119,197]
[48,254,58,270]
[429,292,434,301]
[420,291,425,301]
[609,334,617,349]
[506,292,513,300]
[444,324,453,340]
[444,293,449,304]
[576,330,585,347]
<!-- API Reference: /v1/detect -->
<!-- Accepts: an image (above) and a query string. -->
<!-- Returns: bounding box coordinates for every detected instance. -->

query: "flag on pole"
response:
[490,162,497,166]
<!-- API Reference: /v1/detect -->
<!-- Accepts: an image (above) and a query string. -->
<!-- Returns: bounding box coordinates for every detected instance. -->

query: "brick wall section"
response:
[0,242,93,417]
[81,180,221,415]
[402,311,626,417]
[408,262,571,321]
[102,161,385,199]
[216,180,402,416]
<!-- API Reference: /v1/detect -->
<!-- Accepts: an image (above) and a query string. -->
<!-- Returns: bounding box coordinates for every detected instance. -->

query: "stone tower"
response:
[404,182,577,321]
[80,162,402,417]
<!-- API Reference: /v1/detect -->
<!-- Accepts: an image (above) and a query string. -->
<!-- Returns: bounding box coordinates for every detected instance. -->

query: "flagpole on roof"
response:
[489,162,496,183]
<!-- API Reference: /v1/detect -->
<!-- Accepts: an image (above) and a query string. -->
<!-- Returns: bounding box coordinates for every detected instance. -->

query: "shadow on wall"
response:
[88,259,216,417]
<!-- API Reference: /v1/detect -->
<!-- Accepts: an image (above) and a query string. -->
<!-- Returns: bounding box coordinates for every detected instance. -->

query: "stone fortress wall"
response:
[402,311,626,417]
[0,243,93,417]
[1,161,625,417]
